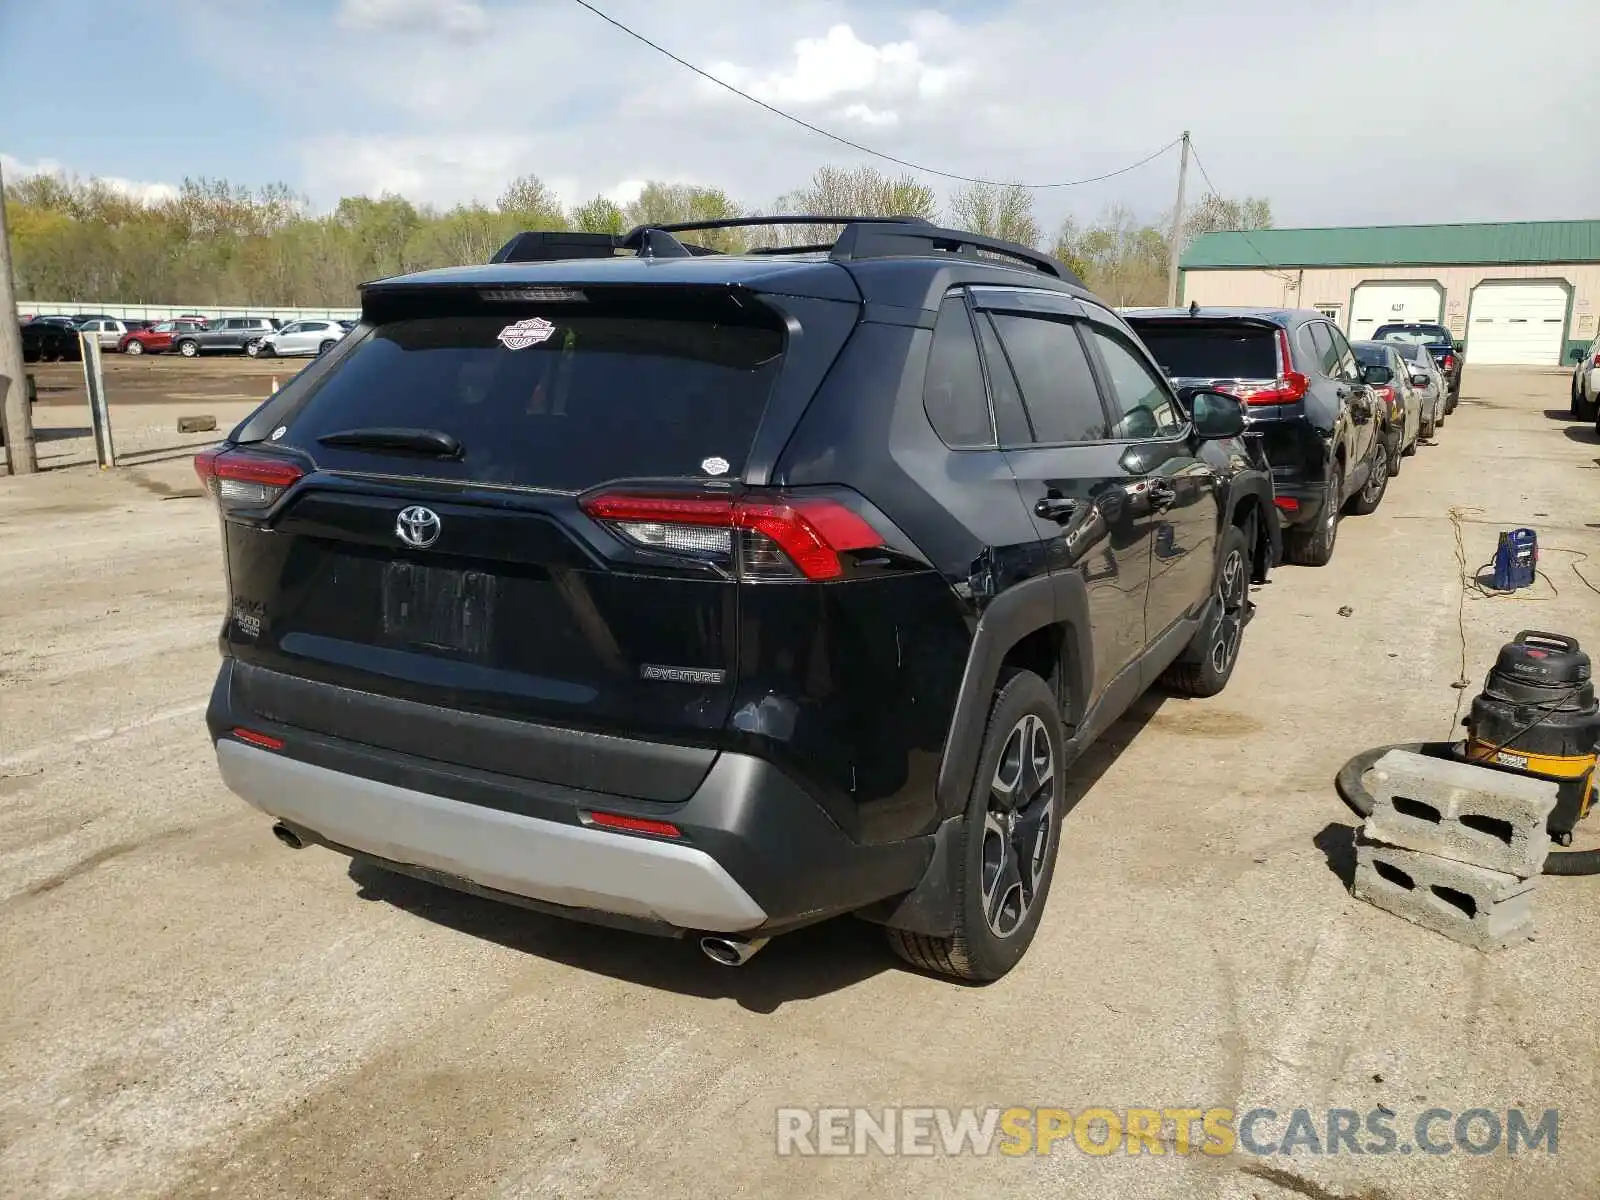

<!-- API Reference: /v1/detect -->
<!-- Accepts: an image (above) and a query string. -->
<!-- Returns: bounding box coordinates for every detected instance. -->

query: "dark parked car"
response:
[1352,341,1421,471]
[173,317,278,357]
[1372,322,1460,410]
[197,216,1278,981]
[20,319,83,363]
[1125,307,1391,567]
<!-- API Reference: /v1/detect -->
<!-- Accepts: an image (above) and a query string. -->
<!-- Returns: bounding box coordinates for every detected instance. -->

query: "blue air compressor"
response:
[1492,528,1538,591]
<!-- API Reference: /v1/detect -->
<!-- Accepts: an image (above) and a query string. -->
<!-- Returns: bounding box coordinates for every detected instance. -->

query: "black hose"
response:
[1335,741,1600,876]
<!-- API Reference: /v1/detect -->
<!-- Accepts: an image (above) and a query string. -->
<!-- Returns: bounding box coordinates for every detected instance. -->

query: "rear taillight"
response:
[581,490,884,581]
[1591,353,1600,369]
[1440,353,1455,372]
[193,448,304,510]
[1231,327,1309,406]
[1274,497,1299,513]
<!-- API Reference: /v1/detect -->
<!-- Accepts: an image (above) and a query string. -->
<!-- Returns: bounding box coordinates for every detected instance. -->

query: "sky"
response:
[2,0,1597,234]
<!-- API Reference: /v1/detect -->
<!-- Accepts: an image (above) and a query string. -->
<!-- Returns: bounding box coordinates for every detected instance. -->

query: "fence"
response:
[17,301,360,323]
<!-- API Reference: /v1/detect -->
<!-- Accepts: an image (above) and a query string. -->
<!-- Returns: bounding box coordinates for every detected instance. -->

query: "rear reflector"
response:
[586,811,682,838]
[582,491,883,581]
[1274,497,1299,513]
[232,727,285,750]
[194,448,305,509]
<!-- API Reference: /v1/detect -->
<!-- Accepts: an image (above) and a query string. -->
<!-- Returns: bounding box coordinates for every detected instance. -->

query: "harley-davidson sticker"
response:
[497,317,557,350]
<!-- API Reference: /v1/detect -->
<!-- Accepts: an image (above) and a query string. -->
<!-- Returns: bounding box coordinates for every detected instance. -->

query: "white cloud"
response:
[1,153,179,204]
[707,22,953,113]
[337,0,488,37]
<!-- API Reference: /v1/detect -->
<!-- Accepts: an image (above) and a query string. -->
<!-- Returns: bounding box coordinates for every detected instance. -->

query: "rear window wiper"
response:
[317,427,463,459]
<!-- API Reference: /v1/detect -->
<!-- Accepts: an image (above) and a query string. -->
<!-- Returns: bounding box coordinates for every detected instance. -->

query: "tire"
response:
[1345,436,1389,515]
[177,339,199,358]
[1420,411,1436,441]
[318,339,337,356]
[124,339,144,356]
[1162,524,1251,698]
[1575,385,1598,423]
[885,670,1064,982]
[1385,427,1404,476]
[246,340,262,358]
[1284,463,1340,567]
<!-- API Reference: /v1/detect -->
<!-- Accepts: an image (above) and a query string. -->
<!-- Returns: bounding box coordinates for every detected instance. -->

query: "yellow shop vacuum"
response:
[1464,631,1600,844]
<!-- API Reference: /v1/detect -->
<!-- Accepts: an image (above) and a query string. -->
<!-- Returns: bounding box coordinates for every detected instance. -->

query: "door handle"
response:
[1146,480,1177,511]
[1033,496,1079,524]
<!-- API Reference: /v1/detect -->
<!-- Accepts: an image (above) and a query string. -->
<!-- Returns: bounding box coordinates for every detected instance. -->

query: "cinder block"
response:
[177,415,217,433]
[1361,749,1557,877]
[1352,836,1535,952]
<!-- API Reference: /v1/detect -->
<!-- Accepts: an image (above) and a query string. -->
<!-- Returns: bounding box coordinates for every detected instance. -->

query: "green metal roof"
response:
[1181,220,1600,270]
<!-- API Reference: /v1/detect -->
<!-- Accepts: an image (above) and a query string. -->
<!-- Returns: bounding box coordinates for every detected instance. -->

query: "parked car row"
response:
[1124,306,1455,566]
[17,314,352,362]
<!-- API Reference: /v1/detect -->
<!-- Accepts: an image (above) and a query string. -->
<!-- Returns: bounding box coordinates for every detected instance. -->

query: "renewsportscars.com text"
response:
[775,1106,1558,1158]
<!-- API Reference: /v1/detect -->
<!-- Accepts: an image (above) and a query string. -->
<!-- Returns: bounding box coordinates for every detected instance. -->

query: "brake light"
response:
[581,491,883,581]
[1274,497,1299,513]
[1440,353,1455,372]
[193,448,304,509]
[1591,354,1600,369]
[587,811,682,839]
[1227,327,1309,406]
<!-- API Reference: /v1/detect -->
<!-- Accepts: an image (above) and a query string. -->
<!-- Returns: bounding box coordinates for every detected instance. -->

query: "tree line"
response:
[5,165,1270,309]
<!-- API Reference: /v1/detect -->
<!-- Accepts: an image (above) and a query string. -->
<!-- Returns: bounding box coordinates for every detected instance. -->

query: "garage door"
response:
[1348,283,1443,341]
[1465,283,1568,365]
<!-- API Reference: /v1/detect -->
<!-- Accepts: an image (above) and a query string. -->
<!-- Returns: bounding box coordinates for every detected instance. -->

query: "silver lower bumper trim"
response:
[215,741,767,932]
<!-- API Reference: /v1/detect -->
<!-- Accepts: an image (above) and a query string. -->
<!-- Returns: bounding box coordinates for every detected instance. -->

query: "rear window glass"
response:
[1353,344,1388,365]
[1373,324,1451,345]
[1129,323,1278,380]
[278,303,785,491]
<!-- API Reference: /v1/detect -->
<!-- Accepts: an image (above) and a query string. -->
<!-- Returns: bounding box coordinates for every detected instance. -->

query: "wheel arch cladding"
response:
[933,572,1092,821]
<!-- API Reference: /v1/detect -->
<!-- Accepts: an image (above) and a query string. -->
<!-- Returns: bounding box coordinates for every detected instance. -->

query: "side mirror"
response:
[1362,364,1390,386]
[1571,347,1587,364]
[1182,388,1247,440]
[1410,373,1430,387]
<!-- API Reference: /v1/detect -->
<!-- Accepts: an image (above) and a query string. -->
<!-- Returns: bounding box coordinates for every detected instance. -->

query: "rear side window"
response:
[1132,323,1277,380]
[923,296,994,449]
[1307,322,1340,377]
[1085,328,1186,439]
[1327,326,1360,381]
[281,296,785,491]
[989,314,1107,443]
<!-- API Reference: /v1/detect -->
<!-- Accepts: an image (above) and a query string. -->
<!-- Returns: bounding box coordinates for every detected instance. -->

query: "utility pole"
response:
[0,157,38,475]
[1165,130,1191,308]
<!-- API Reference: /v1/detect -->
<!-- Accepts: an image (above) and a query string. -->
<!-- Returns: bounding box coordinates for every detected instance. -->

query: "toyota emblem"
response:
[395,505,442,548]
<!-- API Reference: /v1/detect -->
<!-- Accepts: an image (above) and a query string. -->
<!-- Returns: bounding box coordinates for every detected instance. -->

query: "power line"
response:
[1186,139,1286,275]
[566,0,1180,190]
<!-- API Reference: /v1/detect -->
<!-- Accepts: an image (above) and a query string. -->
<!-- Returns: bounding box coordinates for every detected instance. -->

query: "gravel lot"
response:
[2,367,1598,1200]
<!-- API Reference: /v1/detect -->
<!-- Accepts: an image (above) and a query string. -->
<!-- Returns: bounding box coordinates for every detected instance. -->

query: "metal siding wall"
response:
[1181,264,1600,361]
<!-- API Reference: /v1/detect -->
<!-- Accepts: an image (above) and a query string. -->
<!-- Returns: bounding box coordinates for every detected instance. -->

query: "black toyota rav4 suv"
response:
[200,217,1279,981]
[1125,307,1392,567]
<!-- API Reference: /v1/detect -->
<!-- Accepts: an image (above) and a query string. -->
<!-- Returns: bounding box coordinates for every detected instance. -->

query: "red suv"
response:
[118,319,206,356]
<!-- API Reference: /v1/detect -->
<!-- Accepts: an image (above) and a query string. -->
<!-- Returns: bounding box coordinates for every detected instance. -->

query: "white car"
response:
[78,318,130,349]
[249,319,347,359]
[1571,334,1600,422]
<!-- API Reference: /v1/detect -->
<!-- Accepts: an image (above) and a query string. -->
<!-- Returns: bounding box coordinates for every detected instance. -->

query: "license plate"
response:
[381,562,495,656]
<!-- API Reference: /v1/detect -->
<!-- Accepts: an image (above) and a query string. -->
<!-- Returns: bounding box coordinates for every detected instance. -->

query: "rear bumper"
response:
[207,661,933,935]
[1269,479,1328,528]
[218,740,768,931]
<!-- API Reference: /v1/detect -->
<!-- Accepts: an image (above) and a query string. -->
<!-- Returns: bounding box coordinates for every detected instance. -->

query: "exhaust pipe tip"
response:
[699,934,770,967]
[271,822,306,850]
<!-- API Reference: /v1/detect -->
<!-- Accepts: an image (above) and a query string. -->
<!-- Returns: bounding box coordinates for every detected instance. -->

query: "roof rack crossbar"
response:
[489,215,1082,286]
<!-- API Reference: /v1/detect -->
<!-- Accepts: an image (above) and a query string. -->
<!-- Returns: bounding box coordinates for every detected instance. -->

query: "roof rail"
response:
[489,215,1082,285]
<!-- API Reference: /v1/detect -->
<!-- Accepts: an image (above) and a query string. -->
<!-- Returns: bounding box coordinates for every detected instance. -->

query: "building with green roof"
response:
[1178,220,1600,364]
